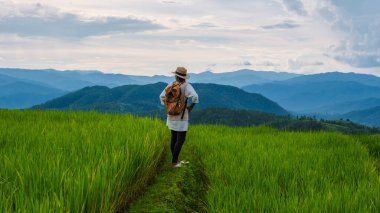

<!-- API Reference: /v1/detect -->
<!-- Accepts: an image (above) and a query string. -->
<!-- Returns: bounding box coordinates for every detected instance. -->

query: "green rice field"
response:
[1,109,380,212]
[0,110,167,212]
[188,125,380,212]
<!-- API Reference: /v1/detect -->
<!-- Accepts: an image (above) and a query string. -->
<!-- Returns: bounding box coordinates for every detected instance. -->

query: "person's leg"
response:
[173,131,187,164]
[170,130,177,159]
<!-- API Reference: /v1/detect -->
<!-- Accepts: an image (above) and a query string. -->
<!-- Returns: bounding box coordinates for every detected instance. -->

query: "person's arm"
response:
[187,102,196,112]
[159,83,171,105]
[185,83,199,112]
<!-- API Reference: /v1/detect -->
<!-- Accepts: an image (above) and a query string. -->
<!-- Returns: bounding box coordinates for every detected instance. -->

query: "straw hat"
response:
[172,67,190,79]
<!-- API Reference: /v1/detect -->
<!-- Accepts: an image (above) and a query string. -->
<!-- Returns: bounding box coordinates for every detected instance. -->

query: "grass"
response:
[354,135,380,172]
[128,145,208,212]
[0,109,167,212]
[2,109,380,212]
[188,125,380,212]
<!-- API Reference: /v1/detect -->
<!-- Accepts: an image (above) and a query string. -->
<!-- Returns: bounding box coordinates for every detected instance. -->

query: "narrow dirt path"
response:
[127,145,209,212]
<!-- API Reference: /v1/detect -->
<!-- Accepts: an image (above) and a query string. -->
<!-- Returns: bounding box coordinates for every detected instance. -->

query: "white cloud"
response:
[0,0,379,76]
[288,58,324,70]
[191,22,219,28]
[161,1,177,4]
[281,0,308,16]
[0,2,165,39]
[261,20,300,29]
[305,0,379,69]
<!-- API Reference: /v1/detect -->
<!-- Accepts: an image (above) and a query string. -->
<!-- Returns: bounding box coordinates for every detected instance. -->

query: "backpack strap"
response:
[179,81,188,119]
[181,97,188,120]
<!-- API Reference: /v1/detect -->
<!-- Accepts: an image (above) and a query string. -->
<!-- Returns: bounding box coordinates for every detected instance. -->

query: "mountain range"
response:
[0,68,299,109]
[2,67,380,127]
[33,82,289,116]
[333,106,380,127]
[0,68,299,90]
[0,73,66,108]
[242,72,380,114]
[312,98,380,114]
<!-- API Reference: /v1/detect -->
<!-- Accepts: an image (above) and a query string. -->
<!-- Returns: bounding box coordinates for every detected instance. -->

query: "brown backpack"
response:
[164,81,188,117]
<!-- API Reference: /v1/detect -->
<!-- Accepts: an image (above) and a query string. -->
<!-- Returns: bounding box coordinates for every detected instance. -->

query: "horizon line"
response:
[1,67,380,78]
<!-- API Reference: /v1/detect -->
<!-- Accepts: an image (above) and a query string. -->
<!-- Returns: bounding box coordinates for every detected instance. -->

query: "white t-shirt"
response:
[159,81,199,131]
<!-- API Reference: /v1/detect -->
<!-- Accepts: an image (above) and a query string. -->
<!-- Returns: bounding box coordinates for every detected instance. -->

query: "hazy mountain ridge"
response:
[244,81,380,112]
[2,68,380,128]
[0,68,300,90]
[33,82,289,115]
[0,68,126,90]
[312,98,380,114]
[336,106,380,127]
[0,68,299,109]
[284,72,380,87]
[0,73,66,108]
[187,69,301,87]
[242,72,380,113]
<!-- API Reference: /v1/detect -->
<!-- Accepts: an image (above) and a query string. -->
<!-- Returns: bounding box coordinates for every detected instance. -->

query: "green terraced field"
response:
[188,125,380,212]
[1,110,380,212]
[0,110,167,212]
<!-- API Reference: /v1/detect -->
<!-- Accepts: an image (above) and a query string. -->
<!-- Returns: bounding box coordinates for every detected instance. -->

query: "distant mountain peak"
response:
[282,71,380,87]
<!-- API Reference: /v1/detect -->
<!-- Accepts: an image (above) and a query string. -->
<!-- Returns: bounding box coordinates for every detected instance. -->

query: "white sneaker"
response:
[173,162,182,168]
[180,160,189,164]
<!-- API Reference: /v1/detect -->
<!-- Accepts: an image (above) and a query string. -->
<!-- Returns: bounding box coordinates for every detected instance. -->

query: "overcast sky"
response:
[0,0,379,76]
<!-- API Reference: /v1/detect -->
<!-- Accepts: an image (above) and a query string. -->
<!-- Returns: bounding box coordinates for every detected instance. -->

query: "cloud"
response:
[161,0,177,4]
[243,61,252,66]
[259,61,280,67]
[261,20,300,29]
[319,0,380,68]
[205,63,217,70]
[281,0,308,16]
[334,51,380,68]
[288,58,324,70]
[191,22,219,28]
[329,0,380,16]
[335,26,380,68]
[0,3,165,38]
[1,0,379,75]
[312,61,324,66]
[317,6,336,22]
[232,60,252,67]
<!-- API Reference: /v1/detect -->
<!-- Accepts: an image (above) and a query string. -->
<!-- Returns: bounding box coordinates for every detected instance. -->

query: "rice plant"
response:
[188,125,380,212]
[0,109,167,212]
[2,109,380,212]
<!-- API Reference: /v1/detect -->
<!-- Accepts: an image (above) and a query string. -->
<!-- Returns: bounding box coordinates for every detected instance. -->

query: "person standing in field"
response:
[160,67,199,168]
